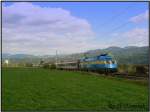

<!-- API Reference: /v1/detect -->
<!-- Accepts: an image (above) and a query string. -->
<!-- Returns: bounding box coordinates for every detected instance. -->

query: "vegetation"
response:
[118,64,149,77]
[25,63,33,67]
[2,68,148,111]
[50,64,56,69]
[42,63,56,69]
[2,46,149,66]
[42,63,50,69]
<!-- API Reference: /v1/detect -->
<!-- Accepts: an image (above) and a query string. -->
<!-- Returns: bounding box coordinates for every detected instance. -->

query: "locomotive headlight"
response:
[109,61,112,64]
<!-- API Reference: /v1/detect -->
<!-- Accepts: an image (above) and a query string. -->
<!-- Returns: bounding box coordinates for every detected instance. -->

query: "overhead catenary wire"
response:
[95,5,134,47]
[103,4,149,47]
[99,5,132,28]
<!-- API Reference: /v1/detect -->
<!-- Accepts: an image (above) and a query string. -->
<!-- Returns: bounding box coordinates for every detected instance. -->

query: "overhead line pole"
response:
[56,50,58,68]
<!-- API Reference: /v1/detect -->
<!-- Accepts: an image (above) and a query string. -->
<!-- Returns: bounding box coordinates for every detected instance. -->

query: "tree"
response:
[50,64,56,69]
[43,63,50,69]
[136,65,147,76]
[25,63,33,67]
[40,60,44,65]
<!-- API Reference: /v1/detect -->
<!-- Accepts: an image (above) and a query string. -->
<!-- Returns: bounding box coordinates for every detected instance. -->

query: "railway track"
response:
[79,70,148,80]
[110,72,148,80]
[59,69,148,80]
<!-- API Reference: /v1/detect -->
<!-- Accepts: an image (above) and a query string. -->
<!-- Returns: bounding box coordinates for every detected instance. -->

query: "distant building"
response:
[4,60,9,64]
[33,64,39,67]
[3,59,9,67]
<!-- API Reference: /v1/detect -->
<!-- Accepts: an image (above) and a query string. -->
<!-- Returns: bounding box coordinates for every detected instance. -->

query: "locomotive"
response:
[56,54,117,73]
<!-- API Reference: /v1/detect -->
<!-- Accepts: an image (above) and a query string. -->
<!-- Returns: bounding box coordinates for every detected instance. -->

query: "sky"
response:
[2,2,149,55]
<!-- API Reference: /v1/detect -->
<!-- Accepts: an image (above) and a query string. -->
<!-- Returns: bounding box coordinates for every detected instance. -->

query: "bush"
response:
[118,64,128,73]
[135,65,148,76]
[43,63,50,69]
[25,63,33,67]
[118,64,148,76]
[127,65,136,74]
[18,63,25,67]
[118,64,136,75]
[42,63,56,69]
[50,64,56,69]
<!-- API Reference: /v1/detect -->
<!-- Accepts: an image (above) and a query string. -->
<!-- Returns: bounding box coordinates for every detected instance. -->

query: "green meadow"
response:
[2,68,148,111]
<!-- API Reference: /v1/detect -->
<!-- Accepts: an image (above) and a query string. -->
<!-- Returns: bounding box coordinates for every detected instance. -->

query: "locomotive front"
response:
[102,54,117,72]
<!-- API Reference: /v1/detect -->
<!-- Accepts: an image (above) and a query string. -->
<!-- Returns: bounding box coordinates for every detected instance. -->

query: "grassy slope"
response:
[2,68,148,111]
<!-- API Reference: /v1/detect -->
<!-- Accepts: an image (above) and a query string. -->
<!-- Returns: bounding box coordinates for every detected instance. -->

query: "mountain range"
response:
[2,46,149,65]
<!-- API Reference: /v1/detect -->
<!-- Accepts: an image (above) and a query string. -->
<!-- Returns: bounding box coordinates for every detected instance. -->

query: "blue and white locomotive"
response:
[79,54,117,72]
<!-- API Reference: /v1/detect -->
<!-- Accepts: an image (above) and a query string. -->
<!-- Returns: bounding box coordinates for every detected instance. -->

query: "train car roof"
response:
[80,54,112,61]
[57,61,77,65]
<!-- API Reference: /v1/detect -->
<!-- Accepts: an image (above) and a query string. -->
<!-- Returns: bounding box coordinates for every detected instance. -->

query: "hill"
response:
[2,46,149,65]
[85,46,149,64]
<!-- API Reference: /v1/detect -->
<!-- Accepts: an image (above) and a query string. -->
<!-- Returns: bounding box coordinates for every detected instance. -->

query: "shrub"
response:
[25,63,33,67]
[118,64,128,73]
[127,65,136,75]
[50,64,56,69]
[43,63,50,69]
[135,65,148,76]
[118,64,136,75]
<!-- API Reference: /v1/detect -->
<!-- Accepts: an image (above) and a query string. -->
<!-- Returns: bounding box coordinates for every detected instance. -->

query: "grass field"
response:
[2,68,149,111]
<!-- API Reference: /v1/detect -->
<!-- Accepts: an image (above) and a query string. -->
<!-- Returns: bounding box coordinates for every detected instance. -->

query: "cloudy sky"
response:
[2,2,149,55]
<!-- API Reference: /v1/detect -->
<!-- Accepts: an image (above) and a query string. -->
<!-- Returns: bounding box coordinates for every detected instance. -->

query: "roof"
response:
[80,54,112,62]
[56,61,77,65]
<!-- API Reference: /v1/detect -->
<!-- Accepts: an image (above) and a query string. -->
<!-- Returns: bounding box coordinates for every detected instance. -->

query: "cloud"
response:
[2,3,149,55]
[2,2,96,55]
[110,28,149,47]
[129,10,148,23]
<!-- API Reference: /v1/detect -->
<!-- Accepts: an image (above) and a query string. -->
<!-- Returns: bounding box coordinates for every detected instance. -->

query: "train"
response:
[56,54,118,73]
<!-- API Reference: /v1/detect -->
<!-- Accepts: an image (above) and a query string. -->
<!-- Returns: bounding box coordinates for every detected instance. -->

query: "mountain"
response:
[2,53,11,59]
[2,53,37,59]
[2,46,149,65]
[64,46,148,65]
[85,46,149,65]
